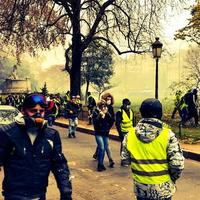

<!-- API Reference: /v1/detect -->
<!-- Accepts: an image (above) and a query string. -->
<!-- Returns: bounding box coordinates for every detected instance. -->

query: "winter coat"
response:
[0,118,72,199]
[87,95,96,109]
[66,101,81,119]
[92,108,114,137]
[121,118,184,199]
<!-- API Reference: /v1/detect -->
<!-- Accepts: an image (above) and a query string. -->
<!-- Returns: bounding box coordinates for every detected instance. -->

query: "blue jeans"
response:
[47,116,55,126]
[95,135,109,166]
[68,117,78,135]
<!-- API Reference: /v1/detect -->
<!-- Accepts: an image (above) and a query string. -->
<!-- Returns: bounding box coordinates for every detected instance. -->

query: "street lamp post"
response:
[152,37,163,99]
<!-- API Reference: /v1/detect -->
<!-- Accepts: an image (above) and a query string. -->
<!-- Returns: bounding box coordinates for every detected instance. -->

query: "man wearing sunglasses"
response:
[0,93,72,200]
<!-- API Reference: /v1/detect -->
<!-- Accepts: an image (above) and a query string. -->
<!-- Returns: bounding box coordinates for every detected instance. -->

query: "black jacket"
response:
[92,108,114,137]
[87,96,96,109]
[0,122,72,199]
[66,101,81,119]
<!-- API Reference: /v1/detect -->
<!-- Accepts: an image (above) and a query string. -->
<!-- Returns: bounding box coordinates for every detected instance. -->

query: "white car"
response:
[0,105,20,125]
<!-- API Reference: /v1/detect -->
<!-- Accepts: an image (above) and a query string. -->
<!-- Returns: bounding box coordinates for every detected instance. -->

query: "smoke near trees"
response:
[0,0,185,96]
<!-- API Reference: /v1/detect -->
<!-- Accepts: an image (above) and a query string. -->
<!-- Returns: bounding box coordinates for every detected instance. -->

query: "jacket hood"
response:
[135,118,167,143]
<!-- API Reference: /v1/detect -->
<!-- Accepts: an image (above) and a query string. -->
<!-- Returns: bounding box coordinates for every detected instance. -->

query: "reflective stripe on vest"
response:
[127,127,171,184]
[120,109,133,132]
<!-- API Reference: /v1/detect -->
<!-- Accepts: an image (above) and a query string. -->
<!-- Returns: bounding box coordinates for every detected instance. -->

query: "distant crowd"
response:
[0,88,199,129]
[0,91,81,127]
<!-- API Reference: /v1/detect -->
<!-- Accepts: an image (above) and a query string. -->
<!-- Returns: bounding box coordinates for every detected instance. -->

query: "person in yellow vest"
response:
[115,98,134,166]
[121,98,184,200]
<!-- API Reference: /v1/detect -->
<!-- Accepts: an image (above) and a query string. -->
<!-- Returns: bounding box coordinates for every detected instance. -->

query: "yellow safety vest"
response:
[120,109,134,132]
[127,127,171,184]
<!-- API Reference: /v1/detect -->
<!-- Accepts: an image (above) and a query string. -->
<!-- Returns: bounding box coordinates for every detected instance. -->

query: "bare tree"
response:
[184,47,200,88]
[0,0,184,95]
[92,83,114,100]
[169,47,200,93]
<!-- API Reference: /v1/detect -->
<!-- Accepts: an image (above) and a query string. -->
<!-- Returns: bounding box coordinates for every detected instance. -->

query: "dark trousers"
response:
[4,194,46,200]
[47,116,55,126]
[171,106,181,119]
[188,107,199,125]
[137,197,172,200]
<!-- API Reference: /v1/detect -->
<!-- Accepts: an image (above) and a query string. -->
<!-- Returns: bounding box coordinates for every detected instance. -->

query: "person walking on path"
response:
[93,93,115,168]
[121,98,184,200]
[171,90,182,119]
[87,92,96,125]
[0,93,72,200]
[92,101,115,171]
[183,88,199,127]
[115,98,134,166]
[66,95,81,138]
[45,98,59,126]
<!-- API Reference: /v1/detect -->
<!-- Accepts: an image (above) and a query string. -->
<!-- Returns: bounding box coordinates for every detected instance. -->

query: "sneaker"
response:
[109,159,115,168]
[97,164,106,172]
[121,160,129,167]
[68,134,72,138]
[72,132,76,138]
[93,153,97,160]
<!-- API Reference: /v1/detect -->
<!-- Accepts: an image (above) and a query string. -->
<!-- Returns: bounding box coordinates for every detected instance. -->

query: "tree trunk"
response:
[70,48,82,96]
[70,1,82,96]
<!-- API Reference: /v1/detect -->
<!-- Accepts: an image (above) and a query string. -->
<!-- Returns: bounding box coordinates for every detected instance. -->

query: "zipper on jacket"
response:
[23,147,26,155]
[41,146,44,154]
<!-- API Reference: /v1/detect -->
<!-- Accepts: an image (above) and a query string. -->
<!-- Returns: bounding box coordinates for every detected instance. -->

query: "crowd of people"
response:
[0,89,189,200]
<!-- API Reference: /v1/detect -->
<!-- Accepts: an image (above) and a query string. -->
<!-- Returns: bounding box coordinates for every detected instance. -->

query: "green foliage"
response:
[81,42,114,97]
[81,42,113,85]
[175,3,200,45]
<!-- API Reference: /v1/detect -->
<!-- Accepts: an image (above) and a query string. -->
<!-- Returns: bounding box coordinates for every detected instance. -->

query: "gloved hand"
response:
[169,168,182,184]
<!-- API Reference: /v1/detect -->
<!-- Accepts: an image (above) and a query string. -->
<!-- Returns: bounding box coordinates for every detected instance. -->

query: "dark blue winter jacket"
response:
[0,122,72,199]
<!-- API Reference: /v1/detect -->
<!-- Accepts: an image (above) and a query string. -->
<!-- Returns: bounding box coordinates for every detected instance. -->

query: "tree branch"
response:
[92,36,146,55]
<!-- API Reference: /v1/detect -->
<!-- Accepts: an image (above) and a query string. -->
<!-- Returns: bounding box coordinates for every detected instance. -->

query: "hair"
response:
[101,92,114,105]
[97,101,107,109]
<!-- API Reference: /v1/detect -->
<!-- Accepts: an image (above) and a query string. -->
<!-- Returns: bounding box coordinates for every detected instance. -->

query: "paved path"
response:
[0,126,200,200]
[56,117,200,154]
